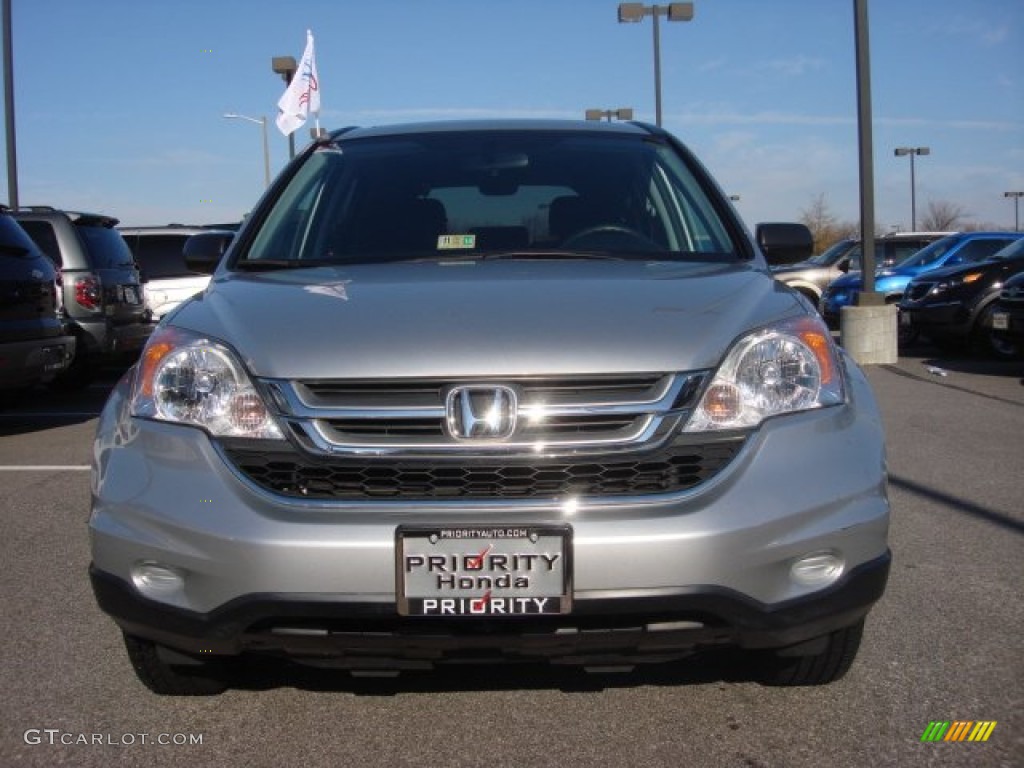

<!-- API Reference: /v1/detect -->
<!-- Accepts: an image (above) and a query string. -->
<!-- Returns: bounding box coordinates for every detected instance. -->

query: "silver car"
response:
[89,120,890,694]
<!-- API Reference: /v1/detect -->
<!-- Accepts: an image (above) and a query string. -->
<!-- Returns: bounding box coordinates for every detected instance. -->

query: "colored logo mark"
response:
[920,721,997,742]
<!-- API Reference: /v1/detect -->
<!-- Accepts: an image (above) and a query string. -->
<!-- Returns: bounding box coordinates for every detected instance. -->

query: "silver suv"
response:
[89,121,890,694]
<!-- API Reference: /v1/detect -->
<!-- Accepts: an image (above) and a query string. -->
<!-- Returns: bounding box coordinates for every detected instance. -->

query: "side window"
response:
[17,220,62,267]
[949,239,1015,265]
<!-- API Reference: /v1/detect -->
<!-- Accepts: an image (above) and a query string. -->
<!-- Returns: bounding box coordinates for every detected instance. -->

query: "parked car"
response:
[772,232,948,305]
[987,270,1024,358]
[0,208,75,393]
[900,237,1024,358]
[119,226,234,321]
[11,206,151,387]
[90,120,890,695]
[820,231,1024,334]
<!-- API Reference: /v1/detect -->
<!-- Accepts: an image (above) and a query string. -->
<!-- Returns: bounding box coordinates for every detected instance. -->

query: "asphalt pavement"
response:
[0,343,1021,768]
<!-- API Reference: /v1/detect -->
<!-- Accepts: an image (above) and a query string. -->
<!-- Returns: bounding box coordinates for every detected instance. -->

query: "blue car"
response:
[820,231,1024,328]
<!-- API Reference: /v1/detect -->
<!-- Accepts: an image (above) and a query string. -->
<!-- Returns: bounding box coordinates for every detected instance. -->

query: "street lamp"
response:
[617,3,694,127]
[223,113,271,189]
[1005,191,1024,231]
[271,55,298,159]
[894,146,930,231]
[585,108,634,122]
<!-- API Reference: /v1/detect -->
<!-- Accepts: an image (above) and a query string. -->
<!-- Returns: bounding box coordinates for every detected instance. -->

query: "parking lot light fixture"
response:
[894,146,930,231]
[617,3,694,127]
[1005,191,1024,231]
[223,113,271,189]
[585,108,634,122]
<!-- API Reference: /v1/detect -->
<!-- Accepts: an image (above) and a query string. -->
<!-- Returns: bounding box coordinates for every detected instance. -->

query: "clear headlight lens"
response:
[131,326,283,439]
[684,316,844,432]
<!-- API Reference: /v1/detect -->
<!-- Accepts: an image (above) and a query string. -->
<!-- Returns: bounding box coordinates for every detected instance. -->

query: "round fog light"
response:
[131,562,185,596]
[791,552,844,587]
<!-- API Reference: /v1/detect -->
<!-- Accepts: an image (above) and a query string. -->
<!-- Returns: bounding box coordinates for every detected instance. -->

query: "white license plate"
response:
[992,311,1009,330]
[121,286,138,304]
[396,525,571,616]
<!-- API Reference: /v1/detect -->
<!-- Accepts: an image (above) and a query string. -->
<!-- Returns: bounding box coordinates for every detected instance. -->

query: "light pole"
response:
[617,3,694,127]
[894,146,929,231]
[585,108,634,122]
[223,113,271,189]
[272,56,298,159]
[1005,191,1023,231]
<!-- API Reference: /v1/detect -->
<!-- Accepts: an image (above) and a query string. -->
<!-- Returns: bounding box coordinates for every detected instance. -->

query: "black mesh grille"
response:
[221,439,744,500]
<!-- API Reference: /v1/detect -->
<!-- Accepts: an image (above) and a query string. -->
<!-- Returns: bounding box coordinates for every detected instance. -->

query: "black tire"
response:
[122,633,229,696]
[757,619,865,686]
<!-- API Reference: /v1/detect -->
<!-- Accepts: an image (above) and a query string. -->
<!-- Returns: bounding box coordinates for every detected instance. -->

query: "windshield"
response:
[78,225,136,269]
[807,239,854,266]
[241,130,738,266]
[895,235,960,268]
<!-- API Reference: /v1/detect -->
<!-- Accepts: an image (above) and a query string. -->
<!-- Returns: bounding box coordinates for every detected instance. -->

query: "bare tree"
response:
[920,200,970,231]
[799,193,858,252]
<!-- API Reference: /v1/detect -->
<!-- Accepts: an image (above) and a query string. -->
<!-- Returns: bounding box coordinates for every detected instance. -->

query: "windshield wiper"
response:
[234,259,340,272]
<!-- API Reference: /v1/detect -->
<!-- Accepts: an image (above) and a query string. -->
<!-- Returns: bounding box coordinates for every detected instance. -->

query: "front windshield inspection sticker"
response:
[437,234,476,250]
[397,526,571,616]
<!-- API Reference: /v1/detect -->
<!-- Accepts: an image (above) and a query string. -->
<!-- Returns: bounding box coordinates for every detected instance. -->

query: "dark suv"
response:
[900,237,1024,358]
[12,207,152,386]
[0,208,75,393]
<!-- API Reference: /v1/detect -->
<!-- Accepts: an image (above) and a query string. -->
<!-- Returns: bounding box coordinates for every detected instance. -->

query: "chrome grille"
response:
[264,372,705,456]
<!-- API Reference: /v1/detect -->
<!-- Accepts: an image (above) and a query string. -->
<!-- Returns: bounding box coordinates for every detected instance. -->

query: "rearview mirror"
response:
[184,231,234,274]
[755,223,813,266]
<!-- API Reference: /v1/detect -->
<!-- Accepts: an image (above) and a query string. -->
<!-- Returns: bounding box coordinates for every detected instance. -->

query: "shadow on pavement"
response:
[889,473,1024,536]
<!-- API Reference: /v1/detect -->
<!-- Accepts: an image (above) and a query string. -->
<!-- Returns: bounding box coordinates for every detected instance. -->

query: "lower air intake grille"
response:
[221,439,744,501]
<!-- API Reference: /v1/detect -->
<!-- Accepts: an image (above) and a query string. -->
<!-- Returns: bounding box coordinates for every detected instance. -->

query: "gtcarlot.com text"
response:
[24,729,203,746]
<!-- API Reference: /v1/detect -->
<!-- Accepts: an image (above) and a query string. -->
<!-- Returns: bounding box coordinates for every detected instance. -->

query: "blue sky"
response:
[2,0,1022,232]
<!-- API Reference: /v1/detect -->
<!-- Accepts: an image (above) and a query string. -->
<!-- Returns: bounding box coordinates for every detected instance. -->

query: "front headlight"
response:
[933,272,982,295]
[131,326,284,439]
[684,316,844,432]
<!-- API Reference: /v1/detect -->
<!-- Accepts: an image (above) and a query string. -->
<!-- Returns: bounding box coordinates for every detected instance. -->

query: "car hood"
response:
[170,260,803,379]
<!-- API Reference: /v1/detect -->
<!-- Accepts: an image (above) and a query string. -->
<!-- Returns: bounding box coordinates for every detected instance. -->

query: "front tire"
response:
[757,619,865,686]
[122,633,229,696]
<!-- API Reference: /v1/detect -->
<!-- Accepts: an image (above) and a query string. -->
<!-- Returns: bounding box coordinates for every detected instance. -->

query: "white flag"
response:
[276,30,320,136]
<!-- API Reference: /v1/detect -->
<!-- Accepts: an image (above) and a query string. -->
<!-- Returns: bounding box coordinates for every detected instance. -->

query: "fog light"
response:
[131,562,185,597]
[791,552,844,587]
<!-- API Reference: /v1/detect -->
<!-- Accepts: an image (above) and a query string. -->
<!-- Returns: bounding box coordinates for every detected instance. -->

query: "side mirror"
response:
[838,258,850,273]
[755,222,814,266]
[184,231,234,274]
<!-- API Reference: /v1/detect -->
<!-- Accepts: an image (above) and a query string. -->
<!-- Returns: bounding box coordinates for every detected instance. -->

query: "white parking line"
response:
[0,465,90,471]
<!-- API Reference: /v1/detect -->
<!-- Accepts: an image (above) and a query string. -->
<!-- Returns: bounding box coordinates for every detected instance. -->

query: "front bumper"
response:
[899,301,971,339]
[89,357,891,664]
[0,335,75,389]
[91,553,890,666]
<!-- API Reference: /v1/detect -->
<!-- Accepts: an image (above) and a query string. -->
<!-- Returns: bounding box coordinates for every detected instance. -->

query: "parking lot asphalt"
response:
[0,343,1021,768]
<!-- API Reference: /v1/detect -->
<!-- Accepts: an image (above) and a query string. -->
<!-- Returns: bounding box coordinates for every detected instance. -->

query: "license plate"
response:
[396,525,571,616]
[992,311,1009,330]
[121,286,138,304]
[41,345,67,372]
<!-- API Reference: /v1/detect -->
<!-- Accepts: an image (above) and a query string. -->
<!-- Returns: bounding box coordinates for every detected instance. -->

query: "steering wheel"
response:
[560,224,662,252]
